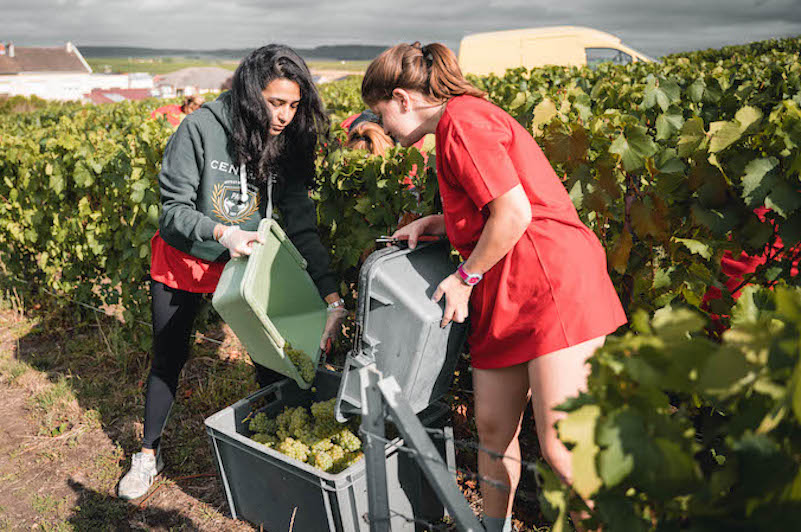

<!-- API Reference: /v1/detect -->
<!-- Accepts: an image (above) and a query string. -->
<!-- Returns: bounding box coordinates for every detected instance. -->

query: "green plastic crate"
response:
[212,218,326,389]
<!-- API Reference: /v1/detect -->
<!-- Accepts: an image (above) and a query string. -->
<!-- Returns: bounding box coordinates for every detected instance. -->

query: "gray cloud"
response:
[2,0,800,57]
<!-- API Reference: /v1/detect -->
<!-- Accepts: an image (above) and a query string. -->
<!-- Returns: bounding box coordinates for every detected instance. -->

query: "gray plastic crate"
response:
[205,369,454,532]
[335,240,469,421]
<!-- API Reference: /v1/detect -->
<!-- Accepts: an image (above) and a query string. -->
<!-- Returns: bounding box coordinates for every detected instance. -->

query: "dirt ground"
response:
[0,304,256,531]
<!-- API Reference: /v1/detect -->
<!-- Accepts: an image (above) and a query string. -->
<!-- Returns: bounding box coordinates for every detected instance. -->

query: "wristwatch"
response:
[456,262,483,286]
[326,298,346,312]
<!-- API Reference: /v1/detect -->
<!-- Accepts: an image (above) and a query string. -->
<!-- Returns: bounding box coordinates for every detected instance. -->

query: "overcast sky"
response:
[3,0,801,58]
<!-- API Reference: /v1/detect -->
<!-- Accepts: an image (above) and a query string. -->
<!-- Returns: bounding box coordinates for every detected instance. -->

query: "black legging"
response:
[143,280,284,450]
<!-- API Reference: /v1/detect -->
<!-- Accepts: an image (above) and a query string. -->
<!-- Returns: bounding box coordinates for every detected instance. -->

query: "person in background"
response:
[343,108,427,156]
[118,44,346,501]
[702,206,800,333]
[151,94,205,127]
[362,42,627,532]
[346,119,395,156]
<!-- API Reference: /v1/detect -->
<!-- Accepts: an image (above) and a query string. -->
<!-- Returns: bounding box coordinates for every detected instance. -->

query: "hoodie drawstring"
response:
[239,164,273,219]
[238,163,248,202]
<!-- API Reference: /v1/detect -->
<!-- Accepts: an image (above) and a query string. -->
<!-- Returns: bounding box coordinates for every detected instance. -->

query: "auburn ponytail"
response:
[346,121,395,156]
[362,42,485,106]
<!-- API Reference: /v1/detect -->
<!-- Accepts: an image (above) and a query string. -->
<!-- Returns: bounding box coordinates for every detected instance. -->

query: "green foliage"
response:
[555,286,801,531]
[316,75,365,124]
[0,100,173,340]
[315,126,438,301]
[0,95,51,115]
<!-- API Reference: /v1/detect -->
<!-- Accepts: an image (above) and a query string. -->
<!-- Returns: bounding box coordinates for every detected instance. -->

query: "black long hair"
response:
[230,44,328,188]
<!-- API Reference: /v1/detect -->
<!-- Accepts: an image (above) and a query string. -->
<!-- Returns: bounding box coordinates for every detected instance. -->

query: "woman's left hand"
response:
[320,307,348,352]
[432,274,472,328]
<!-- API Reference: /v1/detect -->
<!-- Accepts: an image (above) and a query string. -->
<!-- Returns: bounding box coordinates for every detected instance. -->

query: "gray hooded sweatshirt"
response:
[157,92,338,297]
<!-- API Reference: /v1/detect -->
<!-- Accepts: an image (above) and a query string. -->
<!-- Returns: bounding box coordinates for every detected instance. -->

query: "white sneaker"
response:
[117,450,164,500]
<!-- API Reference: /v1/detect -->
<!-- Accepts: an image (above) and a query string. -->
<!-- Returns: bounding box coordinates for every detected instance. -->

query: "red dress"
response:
[436,95,627,369]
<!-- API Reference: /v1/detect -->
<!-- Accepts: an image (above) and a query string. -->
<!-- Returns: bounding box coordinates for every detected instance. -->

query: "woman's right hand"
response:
[217,225,264,258]
[391,214,445,249]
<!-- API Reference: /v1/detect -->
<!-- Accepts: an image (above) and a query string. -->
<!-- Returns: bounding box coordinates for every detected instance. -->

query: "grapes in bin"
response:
[247,398,364,473]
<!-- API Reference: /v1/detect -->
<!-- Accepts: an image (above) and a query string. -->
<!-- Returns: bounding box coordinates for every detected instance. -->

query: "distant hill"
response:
[78,45,388,62]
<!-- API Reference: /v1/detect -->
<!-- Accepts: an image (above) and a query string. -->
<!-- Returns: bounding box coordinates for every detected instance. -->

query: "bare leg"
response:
[472,364,531,519]
[527,336,605,530]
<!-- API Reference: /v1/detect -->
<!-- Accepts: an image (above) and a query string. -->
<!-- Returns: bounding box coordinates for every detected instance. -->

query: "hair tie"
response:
[421,45,434,66]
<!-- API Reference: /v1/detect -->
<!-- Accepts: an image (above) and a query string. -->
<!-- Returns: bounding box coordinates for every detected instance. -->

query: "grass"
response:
[64,490,128,531]
[39,522,73,532]
[0,358,29,384]
[306,59,370,72]
[85,56,238,75]
[30,494,73,532]
[84,56,369,76]
[28,375,81,437]
[88,445,125,491]
[30,494,69,519]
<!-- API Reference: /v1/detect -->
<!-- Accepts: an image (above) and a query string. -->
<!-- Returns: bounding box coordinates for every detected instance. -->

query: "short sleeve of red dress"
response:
[439,113,520,211]
[436,95,627,369]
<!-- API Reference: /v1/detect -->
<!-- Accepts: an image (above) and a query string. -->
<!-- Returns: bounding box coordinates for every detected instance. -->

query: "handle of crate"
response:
[263,219,308,269]
[375,234,446,245]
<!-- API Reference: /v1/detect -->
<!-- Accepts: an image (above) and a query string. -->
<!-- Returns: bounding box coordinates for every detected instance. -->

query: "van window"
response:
[585,48,633,68]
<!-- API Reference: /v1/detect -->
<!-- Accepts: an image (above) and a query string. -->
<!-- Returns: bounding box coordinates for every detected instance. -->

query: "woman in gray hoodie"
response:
[118,45,346,500]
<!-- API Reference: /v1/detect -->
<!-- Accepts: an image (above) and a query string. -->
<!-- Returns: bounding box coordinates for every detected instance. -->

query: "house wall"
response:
[0,73,154,101]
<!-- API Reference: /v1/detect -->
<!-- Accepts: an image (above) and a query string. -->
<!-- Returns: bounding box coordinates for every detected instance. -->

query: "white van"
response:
[458,26,652,76]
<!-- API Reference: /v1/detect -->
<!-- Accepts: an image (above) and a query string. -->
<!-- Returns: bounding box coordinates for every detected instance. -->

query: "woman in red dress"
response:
[362,42,627,531]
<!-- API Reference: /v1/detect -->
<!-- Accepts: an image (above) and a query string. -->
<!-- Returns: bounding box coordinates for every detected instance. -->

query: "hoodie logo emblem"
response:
[211,181,260,223]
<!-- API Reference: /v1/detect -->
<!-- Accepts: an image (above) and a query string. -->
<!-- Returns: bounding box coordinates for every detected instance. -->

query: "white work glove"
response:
[217,225,263,258]
[320,306,348,352]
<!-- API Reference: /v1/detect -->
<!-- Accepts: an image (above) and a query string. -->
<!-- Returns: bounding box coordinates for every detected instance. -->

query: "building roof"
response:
[155,67,232,90]
[84,87,154,105]
[0,43,92,75]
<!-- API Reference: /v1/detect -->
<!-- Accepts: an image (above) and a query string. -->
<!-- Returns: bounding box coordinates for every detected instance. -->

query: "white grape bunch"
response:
[247,399,364,473]
[284,342,316,383]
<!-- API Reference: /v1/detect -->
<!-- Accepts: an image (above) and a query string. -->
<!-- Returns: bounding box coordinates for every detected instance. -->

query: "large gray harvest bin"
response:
[204,369,453,532]
[335,240,469,421]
